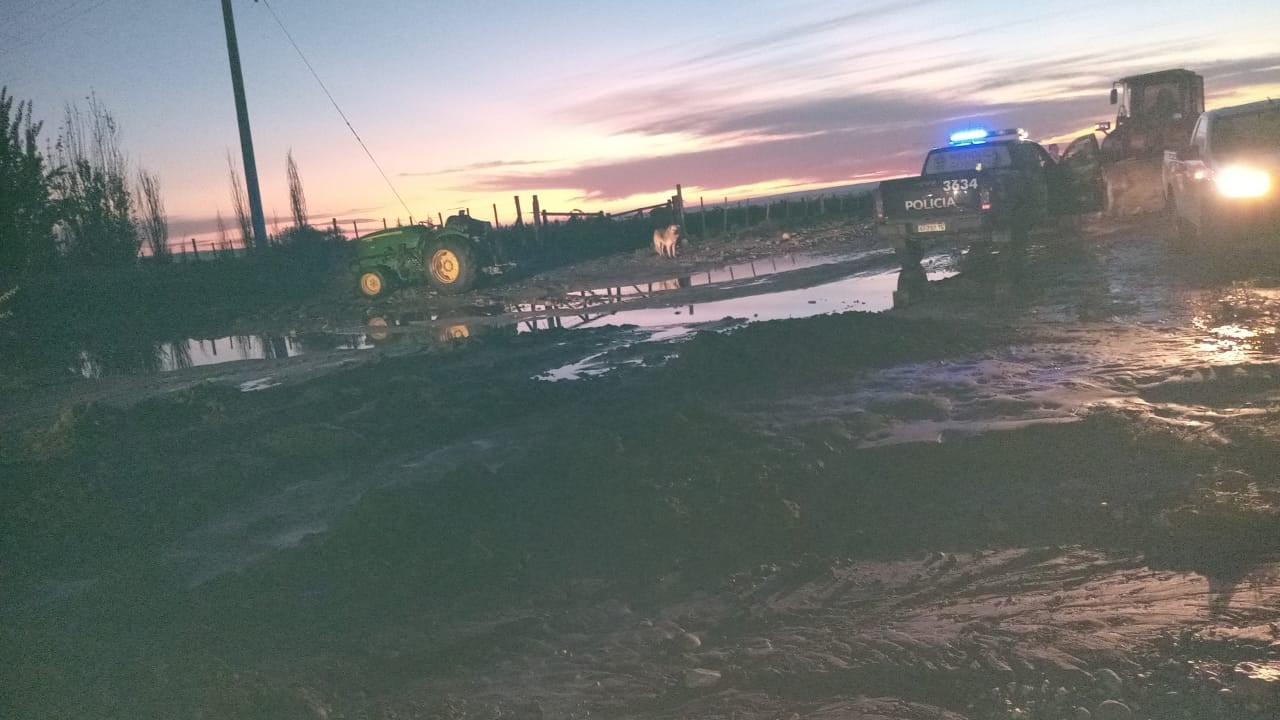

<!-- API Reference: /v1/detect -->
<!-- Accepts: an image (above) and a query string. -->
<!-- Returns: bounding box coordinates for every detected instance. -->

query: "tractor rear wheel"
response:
[424,237,478,294]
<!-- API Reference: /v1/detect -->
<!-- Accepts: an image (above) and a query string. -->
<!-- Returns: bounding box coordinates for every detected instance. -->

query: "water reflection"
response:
[27,250,953,380]
[1189,287,1280,364]
[72,333,370,378]
[363,315,508,346]
[515,252,875,316]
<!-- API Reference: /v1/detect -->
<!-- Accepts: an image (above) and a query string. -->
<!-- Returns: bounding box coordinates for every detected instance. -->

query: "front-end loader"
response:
[1097,68,1204,215]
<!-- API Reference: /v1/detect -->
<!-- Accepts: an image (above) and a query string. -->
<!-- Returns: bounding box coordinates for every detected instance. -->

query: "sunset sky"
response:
[5,0,1280,249]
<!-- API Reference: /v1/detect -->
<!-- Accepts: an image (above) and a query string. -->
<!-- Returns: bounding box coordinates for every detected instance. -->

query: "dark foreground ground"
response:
[3,215,1280,719]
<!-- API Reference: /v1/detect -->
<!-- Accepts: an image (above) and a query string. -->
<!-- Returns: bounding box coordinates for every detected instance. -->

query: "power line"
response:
[0,0,108,56]
[0,0,60,27]
[258,0,415,221]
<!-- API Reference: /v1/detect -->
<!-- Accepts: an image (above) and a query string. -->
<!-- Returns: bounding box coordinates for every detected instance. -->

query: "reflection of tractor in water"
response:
[1098,69,1205,214]
[365,314,472,343]
[353,212,511,298]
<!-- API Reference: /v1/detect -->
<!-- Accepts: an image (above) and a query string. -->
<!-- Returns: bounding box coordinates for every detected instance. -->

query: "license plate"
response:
[917,222,946,233]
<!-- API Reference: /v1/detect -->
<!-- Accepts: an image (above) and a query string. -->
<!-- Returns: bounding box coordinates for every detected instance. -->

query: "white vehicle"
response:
[1163,99,1280,245]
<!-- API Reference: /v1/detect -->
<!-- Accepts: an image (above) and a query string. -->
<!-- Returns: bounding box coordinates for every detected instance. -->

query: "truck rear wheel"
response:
[424,237,478,294]
[894,238,923,265]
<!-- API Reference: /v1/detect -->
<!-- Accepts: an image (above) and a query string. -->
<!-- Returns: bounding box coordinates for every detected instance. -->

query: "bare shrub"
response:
[287,148,308,229]
[135,170,169,262]
[227,152,252,250]
[215,210,229,254]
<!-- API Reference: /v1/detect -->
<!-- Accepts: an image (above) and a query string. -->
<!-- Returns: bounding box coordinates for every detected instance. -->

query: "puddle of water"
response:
[72,333,371,378]
[582,252,862,299]
[536,258,953,332]
[537,261,957,380]
[238,377,282,392]
[57,250,927,382]
[510,251,887,316]
[538,352,642,382]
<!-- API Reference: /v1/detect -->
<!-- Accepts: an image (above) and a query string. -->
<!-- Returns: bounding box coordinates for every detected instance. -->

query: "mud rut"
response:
[4,216,1280,719]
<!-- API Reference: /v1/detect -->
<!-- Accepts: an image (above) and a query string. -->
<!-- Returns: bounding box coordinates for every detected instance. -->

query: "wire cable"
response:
[0,0,107,56]
[258,0,415,220]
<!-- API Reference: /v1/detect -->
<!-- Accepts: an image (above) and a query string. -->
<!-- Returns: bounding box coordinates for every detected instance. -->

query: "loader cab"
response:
[1103,69,1204,161]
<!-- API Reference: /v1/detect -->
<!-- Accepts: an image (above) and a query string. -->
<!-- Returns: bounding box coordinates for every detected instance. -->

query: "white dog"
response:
[653,223,679,258]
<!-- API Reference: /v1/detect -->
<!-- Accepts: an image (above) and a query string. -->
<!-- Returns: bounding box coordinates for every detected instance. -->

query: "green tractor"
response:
[352,213,504,298]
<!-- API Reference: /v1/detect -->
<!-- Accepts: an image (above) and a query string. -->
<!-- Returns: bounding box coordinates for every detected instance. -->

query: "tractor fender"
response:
[421,229,493,266]
[418,229,474,249]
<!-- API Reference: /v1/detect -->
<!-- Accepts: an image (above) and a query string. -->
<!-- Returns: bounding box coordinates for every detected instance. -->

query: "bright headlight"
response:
[1215,166,1272,198]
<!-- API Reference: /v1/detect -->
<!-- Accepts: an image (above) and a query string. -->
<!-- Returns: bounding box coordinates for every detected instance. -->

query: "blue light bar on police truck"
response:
[948,127,1029,146]
[949,129,990,144]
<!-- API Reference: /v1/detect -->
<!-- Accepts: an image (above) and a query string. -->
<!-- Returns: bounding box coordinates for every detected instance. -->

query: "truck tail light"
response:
[980,187,991,211]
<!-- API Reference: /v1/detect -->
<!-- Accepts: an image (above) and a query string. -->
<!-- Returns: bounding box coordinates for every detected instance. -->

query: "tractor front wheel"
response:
[425,238,478,294]
[358,268,392,298]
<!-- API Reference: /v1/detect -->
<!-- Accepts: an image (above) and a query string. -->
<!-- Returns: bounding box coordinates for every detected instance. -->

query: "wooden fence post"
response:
[191,238,198,260]
[675,184,686,230]
[700,196,707,236]
[352,220,359,237]
[492,203,500,227]
[514,196,524,226]
[332,218,338,233]
[531,195,541,244]
[437,212,443,225]
[382,218,387,229]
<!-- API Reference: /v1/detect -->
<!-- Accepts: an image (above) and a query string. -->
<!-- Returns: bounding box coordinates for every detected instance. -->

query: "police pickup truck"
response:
[875,128,1106,260]
[1163,98,1279,245]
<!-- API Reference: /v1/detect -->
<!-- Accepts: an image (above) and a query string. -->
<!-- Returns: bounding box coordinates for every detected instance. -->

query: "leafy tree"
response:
[50,95,139,266]
[0,87,58,273]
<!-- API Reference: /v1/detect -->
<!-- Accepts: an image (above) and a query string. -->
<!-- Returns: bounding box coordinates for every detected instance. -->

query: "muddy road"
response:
[3,215,1280,719]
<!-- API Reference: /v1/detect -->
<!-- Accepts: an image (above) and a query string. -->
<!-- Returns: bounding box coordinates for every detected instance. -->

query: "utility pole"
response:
[221,0,268,249]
